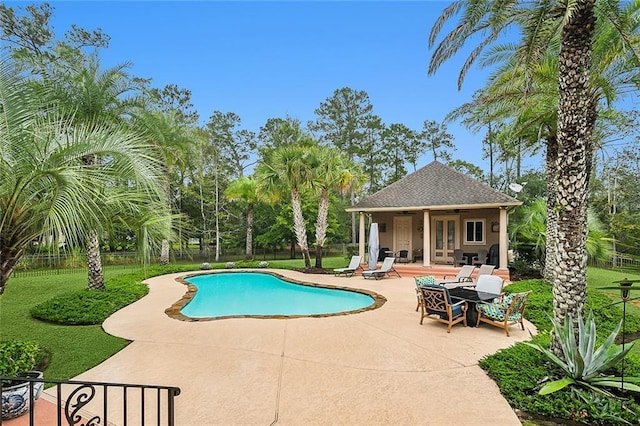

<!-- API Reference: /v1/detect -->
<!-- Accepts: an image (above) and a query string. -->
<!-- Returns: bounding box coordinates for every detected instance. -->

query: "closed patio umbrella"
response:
[368,223,379,271]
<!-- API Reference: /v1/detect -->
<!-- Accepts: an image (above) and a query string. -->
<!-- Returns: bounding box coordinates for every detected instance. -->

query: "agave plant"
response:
[525,311,640,396]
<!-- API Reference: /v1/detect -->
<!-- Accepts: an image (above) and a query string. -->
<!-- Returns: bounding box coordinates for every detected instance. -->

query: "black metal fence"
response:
[0,375,180,426]
[12,244,354,278]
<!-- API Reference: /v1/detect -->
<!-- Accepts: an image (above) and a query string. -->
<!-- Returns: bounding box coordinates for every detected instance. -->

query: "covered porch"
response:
[354,206,513,270]
[347,161,521,271]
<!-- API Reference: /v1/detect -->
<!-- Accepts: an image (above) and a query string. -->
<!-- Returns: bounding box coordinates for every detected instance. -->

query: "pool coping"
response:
[164,269,387,321]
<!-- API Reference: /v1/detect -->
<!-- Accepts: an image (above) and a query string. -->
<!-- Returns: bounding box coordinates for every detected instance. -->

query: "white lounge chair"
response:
[362,257,400,280]
[467,264,496,285]
[439,265,476,289]
[333,255,363,277]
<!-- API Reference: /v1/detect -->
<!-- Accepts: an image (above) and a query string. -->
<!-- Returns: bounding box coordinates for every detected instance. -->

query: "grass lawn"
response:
[588,266,640,308]
[587,267,640,356]
[0,267,138,380]
[0,257,349,380]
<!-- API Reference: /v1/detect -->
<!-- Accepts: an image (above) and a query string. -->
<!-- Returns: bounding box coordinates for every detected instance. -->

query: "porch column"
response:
[423,210,431,267]
[359,212,366,260]
[499,207,508,270]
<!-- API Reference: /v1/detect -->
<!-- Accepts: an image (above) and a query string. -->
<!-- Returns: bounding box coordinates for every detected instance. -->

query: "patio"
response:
[31,269,532,425]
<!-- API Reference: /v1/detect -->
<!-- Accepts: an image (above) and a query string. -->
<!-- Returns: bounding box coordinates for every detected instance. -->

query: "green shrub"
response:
[29,264,203,325]
[485,279,640,424]
[0,341,45,384]
[504,279,640,336]
[61,247,87,268]
[481,335,640,424]
[525,311,640,396]
[480,334,579,417]
[345,244,358,258]
[30,285,148,325]
[509,258,542,280]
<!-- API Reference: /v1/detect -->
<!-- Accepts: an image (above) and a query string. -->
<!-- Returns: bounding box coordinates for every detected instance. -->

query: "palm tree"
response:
[43,53,144,290]
[311,147,361,268]
[455,1,640,282]
[511,199,612,268]
[429,1,640,340]
[225,176,260,261]
[0,63,166,295]
[131,109,194,265]
[256,144,316,269]
[510,199,548,266]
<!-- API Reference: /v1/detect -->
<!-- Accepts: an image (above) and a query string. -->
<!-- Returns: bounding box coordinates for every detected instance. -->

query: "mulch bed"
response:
[293,267,330,274]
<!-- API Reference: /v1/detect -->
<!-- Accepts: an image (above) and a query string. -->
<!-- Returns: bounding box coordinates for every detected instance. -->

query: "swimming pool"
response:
[171,271,384,320]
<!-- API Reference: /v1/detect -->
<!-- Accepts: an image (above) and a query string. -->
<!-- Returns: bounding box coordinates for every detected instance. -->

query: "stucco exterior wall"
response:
[369,209,503,264]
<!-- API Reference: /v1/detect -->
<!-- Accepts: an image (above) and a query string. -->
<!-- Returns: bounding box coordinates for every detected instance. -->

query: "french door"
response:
[393,216,412,258]
[432,216,459,264]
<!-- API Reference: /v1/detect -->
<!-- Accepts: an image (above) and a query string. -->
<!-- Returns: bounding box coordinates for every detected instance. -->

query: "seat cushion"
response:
[479,301,521,322]
[450,303,463,318]
[497,293,515,309]
[415,275,437,287]
[427,303,462,320]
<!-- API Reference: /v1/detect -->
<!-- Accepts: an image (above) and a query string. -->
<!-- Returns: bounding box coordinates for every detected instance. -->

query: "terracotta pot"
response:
[1,371,44,420]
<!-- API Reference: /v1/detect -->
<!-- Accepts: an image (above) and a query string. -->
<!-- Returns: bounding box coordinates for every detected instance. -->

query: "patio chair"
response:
[467,264,496,285]
[397,250,410,263]
[362,257,400,280]
[472,249,489,266]
[476,291,532,336]
[439,264,476,289]
[333,255,363,277]
[419,284,467,333]
[466,275,504,298]
[414,275,437,311]
[476,264,496,277]
[453,249,467,266]
[378,247,390,262]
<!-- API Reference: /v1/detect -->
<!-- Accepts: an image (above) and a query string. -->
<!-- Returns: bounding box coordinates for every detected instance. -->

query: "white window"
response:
[464,219,485,244]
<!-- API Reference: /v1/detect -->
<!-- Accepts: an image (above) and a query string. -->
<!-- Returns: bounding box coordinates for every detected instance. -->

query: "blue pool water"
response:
[180,272,375,318]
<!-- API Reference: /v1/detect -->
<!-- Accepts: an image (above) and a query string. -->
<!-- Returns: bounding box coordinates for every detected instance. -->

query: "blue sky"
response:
[39,1,540,172]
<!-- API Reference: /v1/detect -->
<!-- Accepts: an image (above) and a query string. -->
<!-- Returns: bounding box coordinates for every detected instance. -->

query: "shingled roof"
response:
[347,161,521,212]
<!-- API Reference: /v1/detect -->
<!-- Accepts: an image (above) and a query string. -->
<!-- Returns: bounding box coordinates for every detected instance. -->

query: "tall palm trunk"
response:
[487,122,495,187]
[544,135,558,282]
[315,188,330,268]
[160,166,171,265]
[0,239,22,295]
[291,187,312,269]
[83,154,105,291]
[551,0,596,353]
[245,204,254,261]
[87,230,105,290]
[160,240,170,265]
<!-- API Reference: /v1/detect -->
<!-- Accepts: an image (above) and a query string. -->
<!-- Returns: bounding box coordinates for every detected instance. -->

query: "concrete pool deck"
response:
[55,269,535,425]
